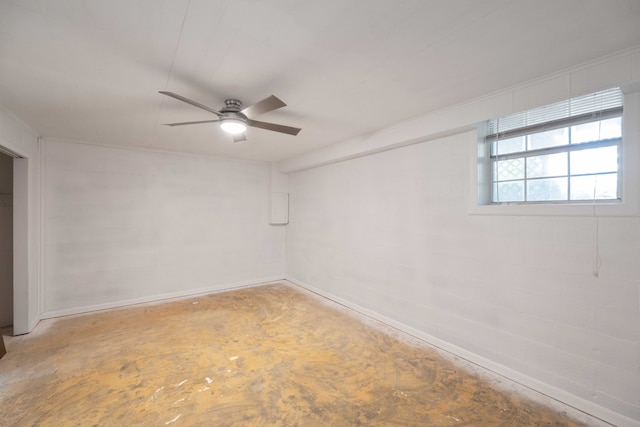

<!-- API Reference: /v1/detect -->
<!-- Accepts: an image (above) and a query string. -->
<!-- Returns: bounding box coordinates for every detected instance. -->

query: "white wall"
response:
[283,47,640,426]
[286,131,640,424]
[0,154,12,327]
[42,140,285,315]
[0,107,41,335]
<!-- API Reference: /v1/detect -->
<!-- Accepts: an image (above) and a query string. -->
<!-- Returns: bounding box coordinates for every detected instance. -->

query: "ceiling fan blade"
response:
[241,95,286,118]
[247,119,301,136]
[159,91,221,116]
[233,133,247,143]
[163,119,220,127]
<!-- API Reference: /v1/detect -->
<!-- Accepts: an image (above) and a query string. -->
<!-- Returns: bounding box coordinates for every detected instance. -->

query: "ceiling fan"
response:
[159,91,301,143]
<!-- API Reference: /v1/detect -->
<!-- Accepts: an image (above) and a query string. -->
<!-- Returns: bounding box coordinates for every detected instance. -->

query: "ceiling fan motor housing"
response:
[219,99,248,135]
[219,99,248,133]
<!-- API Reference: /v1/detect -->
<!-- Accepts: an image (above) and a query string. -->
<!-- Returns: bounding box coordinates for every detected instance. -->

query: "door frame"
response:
[0,141,34,335]
[13,157,30,334]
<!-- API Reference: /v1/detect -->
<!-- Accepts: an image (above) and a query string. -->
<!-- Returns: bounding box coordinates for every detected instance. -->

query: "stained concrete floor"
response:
[1,283,597,426]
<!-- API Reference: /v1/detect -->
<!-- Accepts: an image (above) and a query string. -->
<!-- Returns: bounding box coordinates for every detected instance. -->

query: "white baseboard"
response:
[40,276,286,320]
[285,277,640,427]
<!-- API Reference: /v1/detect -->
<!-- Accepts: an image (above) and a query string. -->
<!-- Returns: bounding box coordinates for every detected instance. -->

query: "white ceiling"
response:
[1,0,639,163]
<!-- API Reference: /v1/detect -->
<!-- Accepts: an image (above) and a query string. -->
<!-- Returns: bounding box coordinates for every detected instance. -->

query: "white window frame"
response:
[470,88,640,217]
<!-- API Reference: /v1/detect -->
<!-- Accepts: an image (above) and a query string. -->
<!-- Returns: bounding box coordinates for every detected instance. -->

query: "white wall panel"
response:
[42,140,285,314]
[286,131,640,424]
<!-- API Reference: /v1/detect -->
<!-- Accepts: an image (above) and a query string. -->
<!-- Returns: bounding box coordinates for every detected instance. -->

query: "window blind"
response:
[486,87,623,136]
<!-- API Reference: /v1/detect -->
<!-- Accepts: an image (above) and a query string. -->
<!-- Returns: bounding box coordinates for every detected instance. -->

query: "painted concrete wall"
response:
[286,131,640,424]
[0,107,40,335]
[0,154,12,327]
[42,140,285,315]
[282,46,640,426]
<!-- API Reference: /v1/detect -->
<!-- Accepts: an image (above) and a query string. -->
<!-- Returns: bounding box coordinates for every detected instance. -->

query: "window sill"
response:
[468,200,639,217]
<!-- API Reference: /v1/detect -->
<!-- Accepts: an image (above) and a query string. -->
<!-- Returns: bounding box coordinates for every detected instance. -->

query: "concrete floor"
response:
[1,283,597,426]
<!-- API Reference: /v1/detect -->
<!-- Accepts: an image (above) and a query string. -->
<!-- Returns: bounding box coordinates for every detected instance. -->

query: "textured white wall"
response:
[43,140,285,315]
[286,131,640,424]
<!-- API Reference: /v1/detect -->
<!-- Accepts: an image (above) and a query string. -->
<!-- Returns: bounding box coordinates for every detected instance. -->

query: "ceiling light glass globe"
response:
[220,119,247,134]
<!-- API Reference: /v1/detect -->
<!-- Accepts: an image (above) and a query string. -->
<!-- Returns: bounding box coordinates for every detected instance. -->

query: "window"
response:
[481,88,623,204]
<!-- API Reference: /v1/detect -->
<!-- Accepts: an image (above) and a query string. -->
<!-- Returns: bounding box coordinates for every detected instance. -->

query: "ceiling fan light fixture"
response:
[159,92,301,139]
[220,118,247,134]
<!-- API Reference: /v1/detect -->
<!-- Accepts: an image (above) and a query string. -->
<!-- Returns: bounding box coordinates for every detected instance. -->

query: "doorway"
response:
[0,153,12,328]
